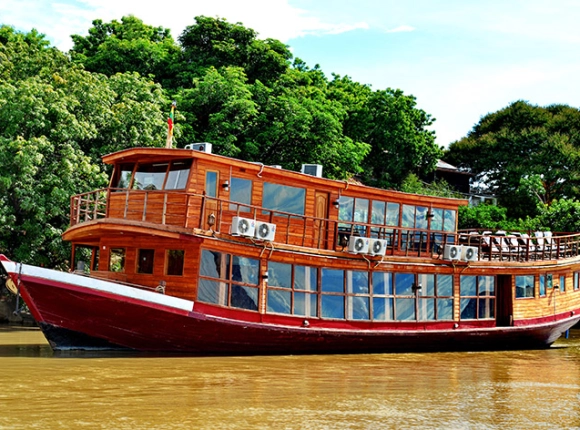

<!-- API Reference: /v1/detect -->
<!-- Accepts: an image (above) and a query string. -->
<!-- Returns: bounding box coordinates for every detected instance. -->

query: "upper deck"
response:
[65,147,580,263]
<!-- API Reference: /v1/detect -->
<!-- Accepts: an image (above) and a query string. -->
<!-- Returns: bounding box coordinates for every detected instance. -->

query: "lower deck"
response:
[71,228,580,330]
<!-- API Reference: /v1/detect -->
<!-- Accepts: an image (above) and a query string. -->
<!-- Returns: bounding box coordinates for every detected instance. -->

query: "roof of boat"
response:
[102,147,468,208]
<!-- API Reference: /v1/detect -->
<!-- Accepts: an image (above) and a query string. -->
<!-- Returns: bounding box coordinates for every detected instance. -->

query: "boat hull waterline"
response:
[2,257,579,354]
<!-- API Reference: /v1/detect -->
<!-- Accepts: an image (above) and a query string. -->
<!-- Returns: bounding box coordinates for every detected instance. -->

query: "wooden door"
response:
[496,274,513,326]
[314,192,329,249]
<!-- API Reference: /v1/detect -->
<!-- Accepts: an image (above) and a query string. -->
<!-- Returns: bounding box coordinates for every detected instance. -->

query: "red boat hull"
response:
[3,257,579,354]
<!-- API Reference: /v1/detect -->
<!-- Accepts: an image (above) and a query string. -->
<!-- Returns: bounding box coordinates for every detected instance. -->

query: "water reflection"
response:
[0,327,579,429]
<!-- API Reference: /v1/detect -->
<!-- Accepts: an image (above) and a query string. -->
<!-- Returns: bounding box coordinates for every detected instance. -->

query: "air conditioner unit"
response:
[300,164,323,177]
[348,236,369,254]
[185,142,212,153]
[443,244,462,260]
[254,221,276,241]
[462,246,478,262]
[231,216,255,237]
[368,238,388,256]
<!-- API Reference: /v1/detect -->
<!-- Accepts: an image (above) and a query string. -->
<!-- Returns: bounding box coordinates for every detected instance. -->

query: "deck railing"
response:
[69,188,580,262]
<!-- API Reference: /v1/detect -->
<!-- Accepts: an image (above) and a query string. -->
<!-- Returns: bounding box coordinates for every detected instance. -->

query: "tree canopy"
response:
[0,16,447,267]
[445,100,580,219]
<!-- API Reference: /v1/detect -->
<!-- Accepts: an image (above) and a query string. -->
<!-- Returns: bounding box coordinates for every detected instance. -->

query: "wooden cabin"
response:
[63,146,580,333]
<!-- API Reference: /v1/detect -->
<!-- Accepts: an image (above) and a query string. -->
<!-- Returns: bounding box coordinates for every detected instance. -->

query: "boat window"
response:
[338,197,353,221]
[415,206,428,230]
[346,271,370,320]
[394,273,415,321]
[133,163,168,190]
[198,250,259,311]
[205,171,218,198]
[229,177,252,212]
[321,268,345,319]
[574,272,579,291]
[165,160,192,190]
[293,265,318,317]
[166,249,184,276]
[515,275,534,298]
[354,199,369,224]
[402,205,415,228]
[137,249,155,274]
[435,275,454,320]
[417,274,435,320]
[371,201,386,225]
[386,203,400,226]
[266,262,318,316]
[199,251,230,305]
[115,164,134,189]
[560,275,566,292]
[539,275,546,297]
[372,272,393,320]
[430,208,444,231]
[232,256,259,285]
[109,248,125,272]
[263,182,305,216]
[268,261,291,288]
[443,210,456,232]
[460,275,495,319]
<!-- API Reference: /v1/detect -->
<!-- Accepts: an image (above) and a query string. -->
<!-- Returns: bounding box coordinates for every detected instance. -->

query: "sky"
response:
[1,0,579,147]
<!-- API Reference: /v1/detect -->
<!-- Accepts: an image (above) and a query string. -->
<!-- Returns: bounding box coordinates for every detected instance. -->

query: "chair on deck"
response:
[517,233,537,260]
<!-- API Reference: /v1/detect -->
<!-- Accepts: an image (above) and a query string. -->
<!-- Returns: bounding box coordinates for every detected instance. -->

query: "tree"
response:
[248,66,370,179]
[70,16,181,89]
[178,16,292,87]
[329,75,441,188]
[0,136,106,267]
[445,101,580,219]
[0,28,169,266]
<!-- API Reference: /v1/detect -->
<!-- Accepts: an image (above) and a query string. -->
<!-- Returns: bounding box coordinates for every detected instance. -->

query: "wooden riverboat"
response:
[2,144,580,354]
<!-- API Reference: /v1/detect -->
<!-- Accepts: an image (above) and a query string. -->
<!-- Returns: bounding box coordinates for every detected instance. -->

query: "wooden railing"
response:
[69,189,580,261]
[458,230,580,262]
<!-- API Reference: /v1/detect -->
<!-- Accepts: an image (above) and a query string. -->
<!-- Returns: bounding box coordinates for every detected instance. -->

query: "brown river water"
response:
[0,327,579,430]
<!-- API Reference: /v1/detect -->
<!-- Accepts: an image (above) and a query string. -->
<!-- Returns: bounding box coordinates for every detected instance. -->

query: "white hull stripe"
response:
[1,261,194,312]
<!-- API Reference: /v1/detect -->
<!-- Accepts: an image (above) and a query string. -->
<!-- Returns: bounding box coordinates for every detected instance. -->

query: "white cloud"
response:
[385,25,415,33]
[0,0,371,51]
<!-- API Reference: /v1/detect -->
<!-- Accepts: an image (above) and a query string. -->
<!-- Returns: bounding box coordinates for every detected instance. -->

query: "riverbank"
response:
[0,297,36,326]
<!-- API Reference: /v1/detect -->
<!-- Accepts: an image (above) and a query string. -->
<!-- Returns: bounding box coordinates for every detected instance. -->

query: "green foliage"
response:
[178,16,292,87]
[458,204,516,231]
[446,101,580,219]
[0,136,106,267]
[70,16,181,89]
[0,27,168,267]
[401,174,463,198]
[329,76,441,188]
[0,16,455,267]
[533,199,580,233]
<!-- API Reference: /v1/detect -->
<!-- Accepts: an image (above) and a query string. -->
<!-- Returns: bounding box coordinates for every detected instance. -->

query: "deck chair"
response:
[534,231,549,258]
[543,231,566,258]
[518,233,537,259]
